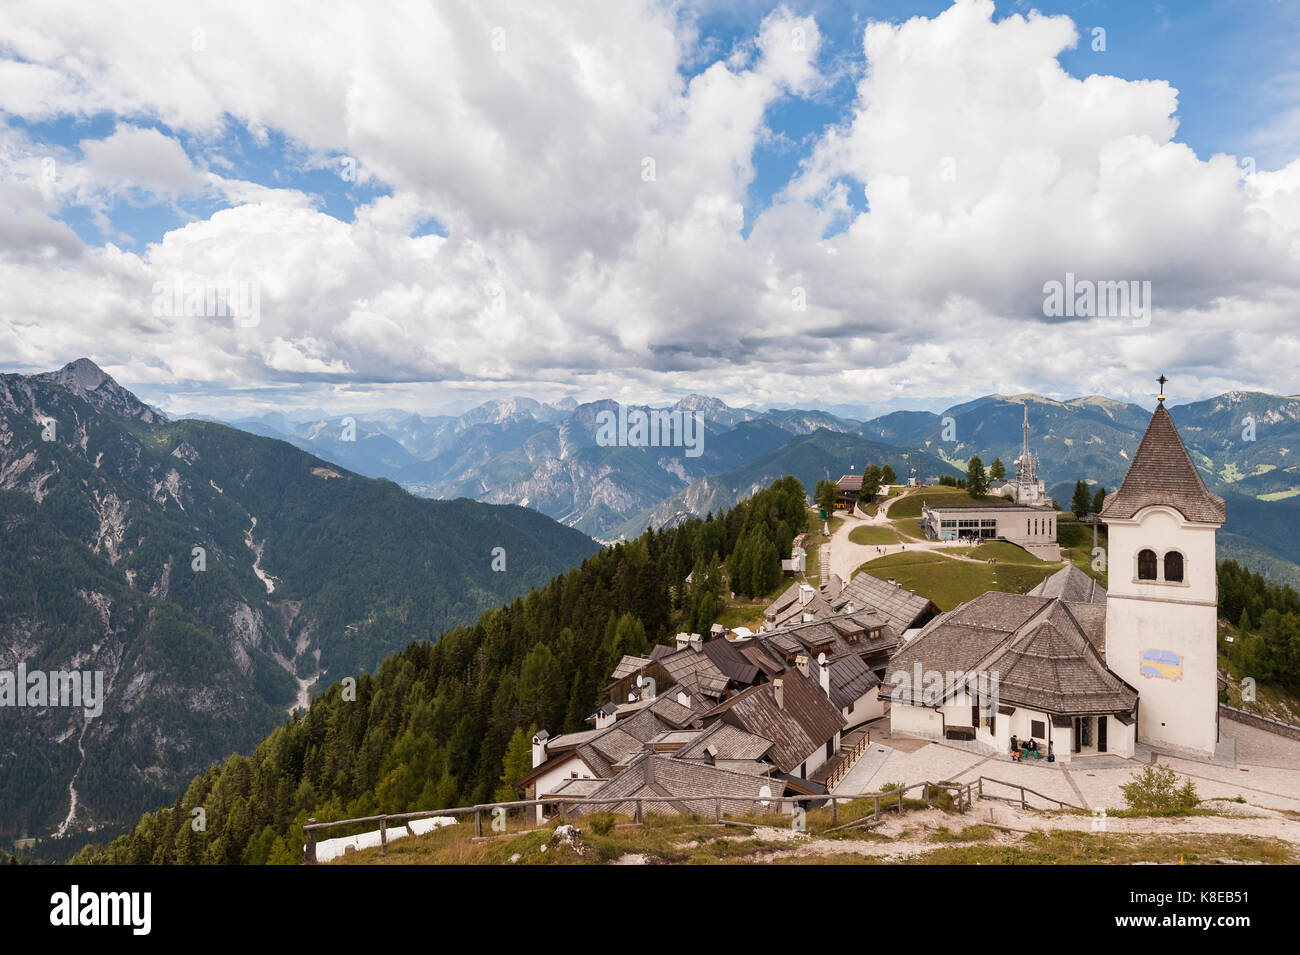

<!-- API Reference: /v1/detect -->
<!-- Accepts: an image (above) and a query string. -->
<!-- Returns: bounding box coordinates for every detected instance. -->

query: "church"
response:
[889,379,1225,762]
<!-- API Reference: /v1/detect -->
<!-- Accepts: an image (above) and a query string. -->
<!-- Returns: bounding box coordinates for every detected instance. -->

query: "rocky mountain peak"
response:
[35,358,163,423]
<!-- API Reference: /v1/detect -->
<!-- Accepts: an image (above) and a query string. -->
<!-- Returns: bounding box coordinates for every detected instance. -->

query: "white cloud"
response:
[0,0,1296,412]
[80,125,207,195]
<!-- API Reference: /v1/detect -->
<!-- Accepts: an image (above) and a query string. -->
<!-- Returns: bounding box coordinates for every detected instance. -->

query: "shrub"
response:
[1120,764,1199,812]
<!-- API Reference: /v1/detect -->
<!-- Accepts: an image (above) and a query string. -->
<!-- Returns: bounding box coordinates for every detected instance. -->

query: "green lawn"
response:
[856,550,1061,610]
[886,486,1004,519]
[848,524,902,545]
[959,540,1049,564]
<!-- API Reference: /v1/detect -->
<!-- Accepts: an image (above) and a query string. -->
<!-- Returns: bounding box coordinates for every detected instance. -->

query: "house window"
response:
[1030,719,1046,738]
[1138,549,1158,580]
[1164,551,1184,583]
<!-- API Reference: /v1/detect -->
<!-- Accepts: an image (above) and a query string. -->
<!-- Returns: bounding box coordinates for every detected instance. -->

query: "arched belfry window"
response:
[1138,549,1158,580]
[1164,551,1184,583]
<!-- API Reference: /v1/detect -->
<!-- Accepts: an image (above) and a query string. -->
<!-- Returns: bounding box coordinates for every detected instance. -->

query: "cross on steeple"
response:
[1157,374,1168,402]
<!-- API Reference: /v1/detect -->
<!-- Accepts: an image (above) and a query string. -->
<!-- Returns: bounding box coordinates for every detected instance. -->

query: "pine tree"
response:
[989,458,1006,481]
[861,465,883,501]
[1071,480,1091,517]
[965,456,989,497]
[881,464,897,485]
[494,725,536,802]
[1092,486,1106,514]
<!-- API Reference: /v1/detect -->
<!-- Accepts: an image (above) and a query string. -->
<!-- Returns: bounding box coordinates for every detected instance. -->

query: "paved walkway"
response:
[826,492,1001,584]
[832,715,1300,814]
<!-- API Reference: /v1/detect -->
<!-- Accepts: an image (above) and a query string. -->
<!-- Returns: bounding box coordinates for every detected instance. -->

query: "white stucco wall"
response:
[1106,507,1219,757]
[532,753,598,821]
[843,686,885,727]
[891,702,943,739]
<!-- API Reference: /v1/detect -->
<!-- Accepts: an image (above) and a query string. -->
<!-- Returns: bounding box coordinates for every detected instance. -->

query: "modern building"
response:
[921,499,1060,559]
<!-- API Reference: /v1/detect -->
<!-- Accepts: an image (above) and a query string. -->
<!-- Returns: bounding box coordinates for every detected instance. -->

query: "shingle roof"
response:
[659,648,730,698]
[702,669,844,773]
[673,721,775,761]
[887,592,1134,717]
[982,602,1137,716]
[830,573,937,634]
[827,654,880,709]
[645,694,698,727]
[702,637,762,685]
[575,754,786,817]
[610,655,651,681]
[1099,402,1226,524]
[587,727,643,764]
[1028,563,1106,604]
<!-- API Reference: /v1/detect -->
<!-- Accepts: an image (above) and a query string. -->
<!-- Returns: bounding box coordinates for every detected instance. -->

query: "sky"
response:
[1,0,1298,419]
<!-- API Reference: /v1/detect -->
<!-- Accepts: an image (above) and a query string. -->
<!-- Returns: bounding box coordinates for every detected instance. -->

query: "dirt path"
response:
[828,512,1008,583]
[745,799,1300,863]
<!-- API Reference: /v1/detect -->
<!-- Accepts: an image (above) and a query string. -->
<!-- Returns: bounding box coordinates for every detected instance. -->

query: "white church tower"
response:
[1100,376,1225,758]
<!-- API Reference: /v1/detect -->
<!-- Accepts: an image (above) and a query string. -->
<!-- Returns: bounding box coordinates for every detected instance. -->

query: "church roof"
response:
[982,602,1137,717]
[887,593,1134,716]
[1028,564,1106,604]
[1100,403,1225,524]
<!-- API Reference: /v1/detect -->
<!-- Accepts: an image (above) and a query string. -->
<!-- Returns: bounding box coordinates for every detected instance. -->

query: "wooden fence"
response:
[300,776,981,863]
[823,730,871,791]
[974,776,1083,811]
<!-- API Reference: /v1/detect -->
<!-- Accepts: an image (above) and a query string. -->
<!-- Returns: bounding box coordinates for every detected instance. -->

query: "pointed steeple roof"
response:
[1099,403,1225,524]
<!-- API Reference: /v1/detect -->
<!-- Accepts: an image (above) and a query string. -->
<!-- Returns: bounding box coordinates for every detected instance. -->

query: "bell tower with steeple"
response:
[1100,375,1225,758]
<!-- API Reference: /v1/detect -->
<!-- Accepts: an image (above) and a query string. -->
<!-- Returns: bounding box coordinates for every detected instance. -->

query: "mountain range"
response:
[203,387,1300,584]
[0,360,597,847]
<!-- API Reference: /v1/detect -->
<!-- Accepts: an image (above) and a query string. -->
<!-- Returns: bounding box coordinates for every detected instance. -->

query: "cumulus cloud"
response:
[0,0,1296,412]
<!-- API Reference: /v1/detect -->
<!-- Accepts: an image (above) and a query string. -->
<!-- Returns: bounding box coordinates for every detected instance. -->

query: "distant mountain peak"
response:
[996,392,1063,407]
[54,357,110,390]
[34,358,163,423]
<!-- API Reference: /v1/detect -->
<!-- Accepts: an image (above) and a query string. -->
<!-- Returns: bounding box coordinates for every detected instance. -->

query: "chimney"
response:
[531,730,550,768]
[845,601,856,615]
[818,652,830,697]
[645,755,655,785]
[795,653,809,677]
[799,584,814,607]
[802,612,815,624]
[689,632,703,652]
[677,689,691,708]
[773,678,784,710]
[594,705,615,729]
[703,744,717,766]
[675,631,691,650]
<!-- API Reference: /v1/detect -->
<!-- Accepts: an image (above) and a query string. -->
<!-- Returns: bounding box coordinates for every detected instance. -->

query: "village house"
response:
[834,472,864,511]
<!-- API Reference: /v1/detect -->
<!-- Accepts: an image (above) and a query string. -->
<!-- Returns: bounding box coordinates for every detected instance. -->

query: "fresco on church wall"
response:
[1140,649,1183,681]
